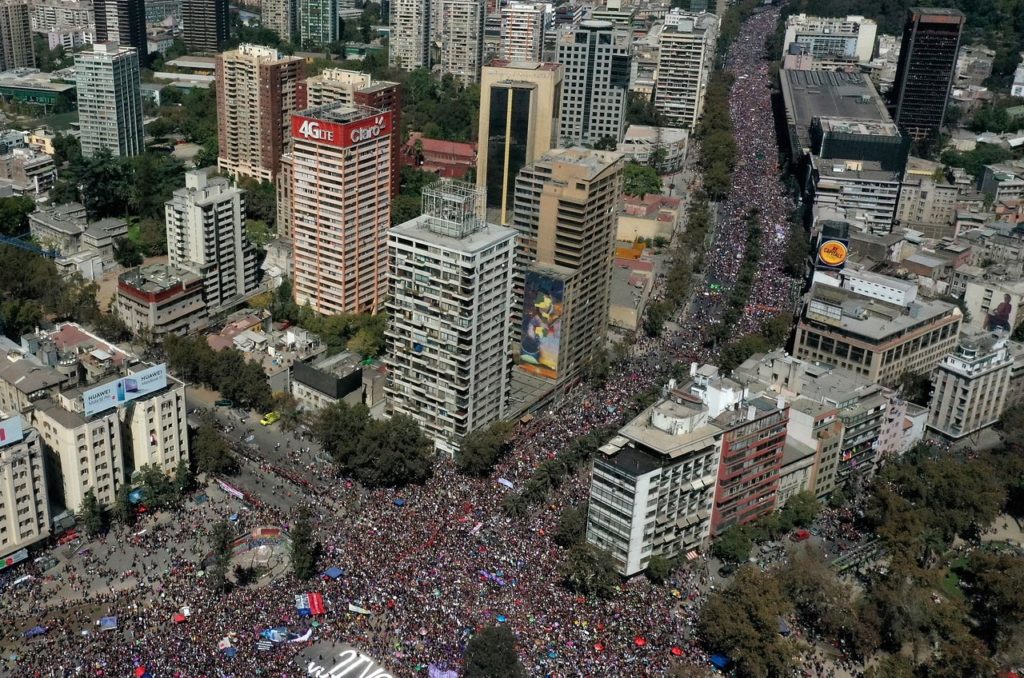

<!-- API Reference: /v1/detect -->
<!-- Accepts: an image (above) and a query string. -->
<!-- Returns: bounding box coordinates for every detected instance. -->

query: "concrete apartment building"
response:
[298,0,338,49]
[30,0,95,34]
[385,181,516,456]
[0,418,50,560]
[434,0,485,86]
[0,148,56,195]
[390,0,429,70]
[476,60,563,223]
[182,0,229,54]
[216,44,306,182]
[512,148,623,386]
[793,281,962,386]
[782,14,877,68]
[94,0,145,54]
[962,278,1024,333]
[500,2,546,62]
[928,330,1014,440]
[114,263,209,338]
[896,156,962,238]
[120,365,189,472]
[75,43,144,159]
[890,8,965,144]
[166,171,258,313]
[290,103,393,315]
[0,1,35,72]
[654,10,718,129]
[262,0,297,43]
[587,387,723,576]
[291,351,364,412]
[556,20,631,147]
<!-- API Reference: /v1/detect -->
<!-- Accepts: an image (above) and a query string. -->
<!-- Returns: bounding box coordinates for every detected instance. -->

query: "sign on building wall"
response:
[519,270,565,380]
[292,111,393,149]
[83,364,168,418]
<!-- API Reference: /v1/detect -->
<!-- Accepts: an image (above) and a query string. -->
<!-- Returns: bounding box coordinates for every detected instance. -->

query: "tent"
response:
[394,499,406,507]
[98,616,118,631]
[710,654,732,670]
[223,647,237,658]
[22,626,46,638]
[323,566,344,580]
[172,613,187,624]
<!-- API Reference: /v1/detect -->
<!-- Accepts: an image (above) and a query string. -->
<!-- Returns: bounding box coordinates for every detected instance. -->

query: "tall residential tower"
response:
[0,1,35,72]
[654,10,718,129]
[75,43,144,158]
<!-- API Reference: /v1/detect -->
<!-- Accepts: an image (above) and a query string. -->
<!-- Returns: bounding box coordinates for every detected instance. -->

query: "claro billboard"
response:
[83,364,168,418]
[291,111,393,149]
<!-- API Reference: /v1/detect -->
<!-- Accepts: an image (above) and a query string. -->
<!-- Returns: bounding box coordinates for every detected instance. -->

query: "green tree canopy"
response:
[712,525,753,563]
[623,163,663,198]
[455,421,513,477]
[290,507,319,580]
[560,543,619,598]
[463,625,528,678]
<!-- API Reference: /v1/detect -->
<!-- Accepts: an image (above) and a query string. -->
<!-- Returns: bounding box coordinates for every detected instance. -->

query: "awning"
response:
[686,550,699,561]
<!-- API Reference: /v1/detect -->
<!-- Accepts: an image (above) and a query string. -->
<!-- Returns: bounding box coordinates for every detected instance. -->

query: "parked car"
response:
[790,529,811,542]
[215,399,233,407]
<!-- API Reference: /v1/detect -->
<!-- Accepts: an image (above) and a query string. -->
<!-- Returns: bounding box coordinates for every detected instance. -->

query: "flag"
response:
[308,592,325,615]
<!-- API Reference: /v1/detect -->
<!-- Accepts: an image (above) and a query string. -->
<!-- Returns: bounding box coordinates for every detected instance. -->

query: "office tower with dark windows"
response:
[556,20,631,147]
[890,7,965,144]
[476,60,562,224]
[182,0,230,54]
[94,0,146,55]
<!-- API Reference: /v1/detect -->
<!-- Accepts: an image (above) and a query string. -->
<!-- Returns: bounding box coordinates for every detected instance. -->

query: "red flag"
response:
[308,592,326,615]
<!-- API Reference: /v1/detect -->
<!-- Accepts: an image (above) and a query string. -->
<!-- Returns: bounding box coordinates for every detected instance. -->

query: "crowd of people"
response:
[2,6,811,677]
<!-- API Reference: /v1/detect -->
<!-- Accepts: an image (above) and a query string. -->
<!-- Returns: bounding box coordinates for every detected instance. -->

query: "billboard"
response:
[0,415,24,448]
[291,111,392,149]
[83,364,168,418]
[519,270,564,380]
[816,238,849,271]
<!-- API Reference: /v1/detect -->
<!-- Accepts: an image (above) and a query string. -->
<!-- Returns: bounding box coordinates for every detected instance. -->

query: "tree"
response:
[463,625,528,678]
[290,507,319,580]
[778,491,820,530]
[138,464,177,509]
[778,547,857,648]
[113,238,144,267]
[0,196,35,236]
[712,525,753,563]
[560,544,619,598]
[174,458,194,496]
[643,300,672,338]
[623,163,663,198]
[192,421,238,475]
[238,177,277,228]
[864,655,916,678]
[349,415,433,487]
[455,421,513,476]
[554,503,587,547]
[272,392,304,432]
[502,493,528,519]
[112,483,133,525]
[717,334,769,374]
[645,554,673,585]
[961,549,1024,650]
[698,566,795,678]
[207,520,235,593]
[52,133,81,166]
[80,489,105,537]
[313,400,370,469]
[897,371,931,407]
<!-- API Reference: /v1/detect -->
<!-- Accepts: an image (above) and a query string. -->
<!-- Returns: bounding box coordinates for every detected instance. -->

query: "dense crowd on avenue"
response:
[1,7,806,677]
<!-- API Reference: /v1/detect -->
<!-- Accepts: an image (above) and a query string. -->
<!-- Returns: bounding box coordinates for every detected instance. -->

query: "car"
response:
[260,411,281,426]
[790,529,811,542]
[215,399,233,407]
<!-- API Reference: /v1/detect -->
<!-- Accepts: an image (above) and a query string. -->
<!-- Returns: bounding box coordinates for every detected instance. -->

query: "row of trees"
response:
[312,401,433,487]
[643,198,712,337]
[697,72,738,201]
[712,491,821,563]
[80,460,194,536]
[164,334,273,412]
[708,209,763,347]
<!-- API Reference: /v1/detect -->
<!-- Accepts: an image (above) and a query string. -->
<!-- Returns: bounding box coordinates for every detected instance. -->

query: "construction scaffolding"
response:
[421,178,486,239]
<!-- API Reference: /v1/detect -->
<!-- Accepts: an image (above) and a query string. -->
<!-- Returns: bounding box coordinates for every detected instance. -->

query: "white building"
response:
[434,0,485,85]
[165,171,259,313]
[304,68,372,107]
[782,14,877,68]
[75,42,144,158]
[500,2,546,62]
[557,20,631,146]
[0,417,50,559]
[290,103,393,315]
[390,0,429,70]
[928,330,1014,439]
[1012,53,1024,98]
[385,180,516,457]
[587,387,723,576]
[654,10,718,129]
[619,125,688,173]
[122,367,189,472]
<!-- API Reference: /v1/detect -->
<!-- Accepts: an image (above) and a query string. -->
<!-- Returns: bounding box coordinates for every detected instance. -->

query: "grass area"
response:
[938,556,968,600]
[125,223,141,244]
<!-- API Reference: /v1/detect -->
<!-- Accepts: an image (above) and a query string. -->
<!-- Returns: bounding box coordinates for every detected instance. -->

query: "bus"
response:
[260,411,281,426]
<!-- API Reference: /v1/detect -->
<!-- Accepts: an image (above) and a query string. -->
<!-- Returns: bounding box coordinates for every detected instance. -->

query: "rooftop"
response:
[804,283,959,343]
[299,102,382,125]
[781,69,891,155]
[391,215,517,254]
[485,59,561,72]
[120,263,203,293]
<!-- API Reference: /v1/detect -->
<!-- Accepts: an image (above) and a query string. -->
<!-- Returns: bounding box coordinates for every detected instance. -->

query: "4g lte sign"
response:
[292,112,392,149]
